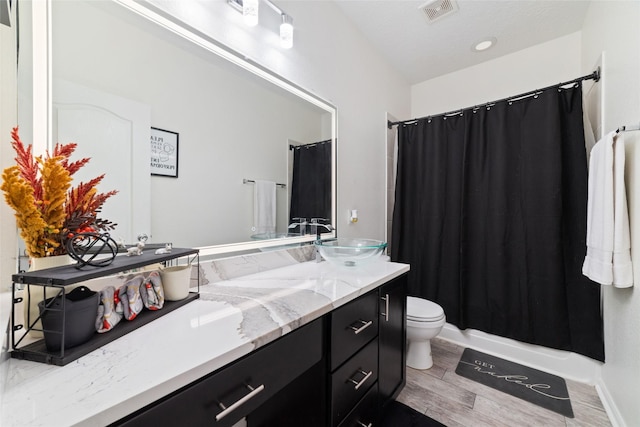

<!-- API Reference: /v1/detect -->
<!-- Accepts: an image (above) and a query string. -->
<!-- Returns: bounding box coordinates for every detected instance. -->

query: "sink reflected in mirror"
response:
[250,232,303,252]
[250,232,300,240]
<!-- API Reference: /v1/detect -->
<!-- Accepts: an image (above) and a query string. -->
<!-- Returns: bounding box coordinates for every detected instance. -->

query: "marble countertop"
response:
[0,259,409,427]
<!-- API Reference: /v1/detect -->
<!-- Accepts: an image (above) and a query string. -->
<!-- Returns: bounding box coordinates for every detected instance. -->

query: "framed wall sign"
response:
[150,127,179,177]
[1,0,12,27]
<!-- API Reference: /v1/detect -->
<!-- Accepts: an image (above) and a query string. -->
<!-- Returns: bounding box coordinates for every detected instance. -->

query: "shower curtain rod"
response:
[387,68,601,129]
[289,139,331,150]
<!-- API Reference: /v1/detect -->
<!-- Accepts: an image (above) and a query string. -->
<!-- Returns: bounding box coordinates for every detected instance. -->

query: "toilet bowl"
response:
[406,296,446,370]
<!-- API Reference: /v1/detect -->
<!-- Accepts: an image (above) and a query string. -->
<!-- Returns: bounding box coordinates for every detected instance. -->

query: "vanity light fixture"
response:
[243,0,259,27]
[228,0,294,48]
[280,14,293,49]
[472,37,497,52]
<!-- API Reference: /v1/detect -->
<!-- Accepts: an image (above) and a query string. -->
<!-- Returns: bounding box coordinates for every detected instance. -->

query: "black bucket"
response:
[38,286,99,352]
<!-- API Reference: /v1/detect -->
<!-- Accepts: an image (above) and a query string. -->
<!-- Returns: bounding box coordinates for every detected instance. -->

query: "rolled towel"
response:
[95,286,123,333]
[117,276,144,321]
[141,271,165,311]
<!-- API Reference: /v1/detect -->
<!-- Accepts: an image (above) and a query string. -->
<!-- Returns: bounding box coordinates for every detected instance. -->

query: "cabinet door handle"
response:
[350,319,373,334]
[357,422,373,427]
[215,383,265,421]
[348,369,373,390]
[380,293,390,322]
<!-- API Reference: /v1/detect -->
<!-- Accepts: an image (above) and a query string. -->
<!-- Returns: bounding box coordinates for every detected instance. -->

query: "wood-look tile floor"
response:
[396,338,612,427]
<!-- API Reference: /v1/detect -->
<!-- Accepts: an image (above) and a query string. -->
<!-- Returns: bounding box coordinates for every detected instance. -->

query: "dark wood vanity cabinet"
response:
[116,319,324,427]
[329,273,407,427]
[114,273,407,427]
[378,274,408,405]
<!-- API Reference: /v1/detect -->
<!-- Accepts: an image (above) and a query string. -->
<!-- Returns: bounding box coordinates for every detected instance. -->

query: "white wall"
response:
[149,0,411,240]
[412,32,583,117]
[582,2,640,426]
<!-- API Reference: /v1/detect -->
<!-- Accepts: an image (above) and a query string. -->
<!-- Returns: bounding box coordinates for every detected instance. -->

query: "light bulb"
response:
[243,0,259,27]
[280,14,293,49]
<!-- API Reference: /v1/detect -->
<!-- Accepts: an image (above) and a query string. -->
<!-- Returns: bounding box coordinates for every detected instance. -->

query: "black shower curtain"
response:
[391,84,604,361]
[289,141,332,225]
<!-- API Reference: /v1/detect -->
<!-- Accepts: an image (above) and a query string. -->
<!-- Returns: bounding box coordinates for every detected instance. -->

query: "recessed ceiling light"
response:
[472,37,497,52]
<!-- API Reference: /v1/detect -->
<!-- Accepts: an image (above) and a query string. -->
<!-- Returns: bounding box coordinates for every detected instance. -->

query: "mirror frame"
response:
[30,0,337,257]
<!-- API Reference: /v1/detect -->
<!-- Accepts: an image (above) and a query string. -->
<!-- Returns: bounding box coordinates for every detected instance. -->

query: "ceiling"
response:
[333,0,591,85]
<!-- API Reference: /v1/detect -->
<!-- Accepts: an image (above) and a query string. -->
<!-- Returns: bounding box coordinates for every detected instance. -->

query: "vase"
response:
[24,255,74,339]
[160,264,192,301]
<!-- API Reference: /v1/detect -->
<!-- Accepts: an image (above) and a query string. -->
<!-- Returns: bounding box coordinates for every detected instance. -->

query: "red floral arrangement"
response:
[1,127,118,257]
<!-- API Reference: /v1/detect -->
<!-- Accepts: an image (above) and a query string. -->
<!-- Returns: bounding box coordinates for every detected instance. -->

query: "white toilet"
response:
[406,296,446,370]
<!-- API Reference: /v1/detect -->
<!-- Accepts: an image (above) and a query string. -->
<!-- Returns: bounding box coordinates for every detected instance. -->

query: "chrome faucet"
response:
[288,217,307,235]
[311,218,333,240]
[312,219,334,263]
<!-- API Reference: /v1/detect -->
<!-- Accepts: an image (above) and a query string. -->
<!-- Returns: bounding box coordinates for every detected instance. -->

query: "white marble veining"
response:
[198,245,315,284]
[0,259,409,427]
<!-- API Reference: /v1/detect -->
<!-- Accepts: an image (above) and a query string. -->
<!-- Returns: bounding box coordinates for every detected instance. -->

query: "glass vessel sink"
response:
[315,238,387,267]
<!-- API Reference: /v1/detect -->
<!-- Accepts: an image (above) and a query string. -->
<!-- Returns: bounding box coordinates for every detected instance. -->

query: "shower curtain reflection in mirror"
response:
[289,140,332,233]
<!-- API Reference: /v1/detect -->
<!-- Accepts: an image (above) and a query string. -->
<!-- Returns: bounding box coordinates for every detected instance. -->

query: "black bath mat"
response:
[381,400,446,427]
[455,348,573,418]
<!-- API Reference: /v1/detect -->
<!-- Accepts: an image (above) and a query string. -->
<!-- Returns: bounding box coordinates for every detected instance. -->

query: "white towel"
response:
[582,131,633,287]
[253,180,276,234]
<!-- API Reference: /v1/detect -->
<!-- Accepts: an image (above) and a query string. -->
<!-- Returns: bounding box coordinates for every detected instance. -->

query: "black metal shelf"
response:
[12,248,199,286]
[11,248,200,366]
[11,293,199,366]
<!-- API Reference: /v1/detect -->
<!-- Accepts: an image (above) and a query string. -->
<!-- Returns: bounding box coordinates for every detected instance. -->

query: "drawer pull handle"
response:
[350,320,373,334]
[348,369,373,390]
[215,383,265,421]
[381,293,389,322]
[357,422,373,427]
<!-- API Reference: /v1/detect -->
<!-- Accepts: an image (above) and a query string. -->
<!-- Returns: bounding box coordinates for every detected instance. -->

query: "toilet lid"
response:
[407,296,445,322]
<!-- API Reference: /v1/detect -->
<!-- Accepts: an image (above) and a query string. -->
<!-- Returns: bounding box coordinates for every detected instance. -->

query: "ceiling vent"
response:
[419,0,459,23]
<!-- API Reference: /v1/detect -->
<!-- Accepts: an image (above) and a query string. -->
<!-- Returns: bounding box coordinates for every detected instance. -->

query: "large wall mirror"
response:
[19,0,336,256]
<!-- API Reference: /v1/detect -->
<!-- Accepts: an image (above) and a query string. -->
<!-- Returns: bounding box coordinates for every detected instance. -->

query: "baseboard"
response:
[596,380,626,427]
[438,323,602,384]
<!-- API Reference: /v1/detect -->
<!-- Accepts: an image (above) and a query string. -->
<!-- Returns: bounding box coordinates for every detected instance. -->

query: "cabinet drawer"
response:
[117,319,323,427]
[338,382,378,427]
[331,291,379,370]
[331,337,378,426]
